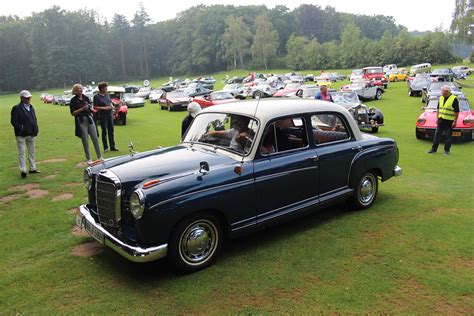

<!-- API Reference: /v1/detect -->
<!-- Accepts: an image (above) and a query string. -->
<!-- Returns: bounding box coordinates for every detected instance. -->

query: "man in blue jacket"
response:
[315,85,334,102]
[10,90,40,178]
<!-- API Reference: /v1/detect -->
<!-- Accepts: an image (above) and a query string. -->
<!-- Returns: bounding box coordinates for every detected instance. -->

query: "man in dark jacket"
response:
[10,90,40,178]
[181,102,202,137]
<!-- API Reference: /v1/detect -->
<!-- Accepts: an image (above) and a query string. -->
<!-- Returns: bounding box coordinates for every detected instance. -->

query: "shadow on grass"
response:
[92,201,363,284]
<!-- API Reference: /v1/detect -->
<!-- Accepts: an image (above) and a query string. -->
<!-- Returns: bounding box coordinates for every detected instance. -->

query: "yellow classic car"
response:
[388,71,408,82]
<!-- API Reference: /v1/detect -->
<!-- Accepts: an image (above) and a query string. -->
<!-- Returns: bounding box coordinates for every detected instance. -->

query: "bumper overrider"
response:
[75,204,168,263]
[393,165,402,177]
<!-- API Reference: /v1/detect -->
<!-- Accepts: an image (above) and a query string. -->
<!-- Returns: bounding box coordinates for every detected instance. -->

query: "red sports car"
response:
[416,95,474,141]
[273,83,302,97]
[362,66,389,89]
[193,91,236,108]
[159,90,192,111]
[43,94,54,104]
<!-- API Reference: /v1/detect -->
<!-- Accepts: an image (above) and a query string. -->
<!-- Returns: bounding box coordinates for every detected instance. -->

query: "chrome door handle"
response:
[352,146,362,151]
[306,155,319,161]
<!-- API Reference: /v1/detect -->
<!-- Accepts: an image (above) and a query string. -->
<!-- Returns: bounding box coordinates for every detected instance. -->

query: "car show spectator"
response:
[315,85,334,102]
[10,90,40,178]
[94,82,118,152]
[181,102,202,137]
[70,84,103,164]
[427,86,459,155]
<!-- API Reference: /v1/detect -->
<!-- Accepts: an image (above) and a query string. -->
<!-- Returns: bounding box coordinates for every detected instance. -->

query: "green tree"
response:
[221,16,252,69]
[251,13,279,69]
[286,34,308,70]
[132,3,151,78]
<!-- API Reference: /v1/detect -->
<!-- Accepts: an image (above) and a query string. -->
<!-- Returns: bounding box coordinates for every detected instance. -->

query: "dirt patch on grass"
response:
[76,162,88,168]
[68,207,79,215]
[8,183,40,192]
[72,241,104,257]
[38,158,67,163]
[383,278,470,314]
[52,193,73,201]
[65,183,82,188]
[43,174,57,180]
[0,194,22,203]
[26,189,49,199]
[72,226,90,237]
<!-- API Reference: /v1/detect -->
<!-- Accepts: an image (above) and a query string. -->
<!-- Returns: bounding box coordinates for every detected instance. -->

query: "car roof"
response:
[108,86,126,92]
[202,98,348,121]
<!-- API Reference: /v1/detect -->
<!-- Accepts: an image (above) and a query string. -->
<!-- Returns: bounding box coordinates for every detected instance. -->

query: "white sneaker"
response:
[99,157,104,161]
[86,159,93,165]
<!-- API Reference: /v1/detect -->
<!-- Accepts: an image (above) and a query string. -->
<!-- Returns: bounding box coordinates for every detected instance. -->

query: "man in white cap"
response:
[181,101,202,137]
[10,90,40,178]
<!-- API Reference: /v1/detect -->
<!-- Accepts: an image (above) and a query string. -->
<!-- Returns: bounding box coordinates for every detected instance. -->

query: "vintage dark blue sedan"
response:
[76,99,402,273]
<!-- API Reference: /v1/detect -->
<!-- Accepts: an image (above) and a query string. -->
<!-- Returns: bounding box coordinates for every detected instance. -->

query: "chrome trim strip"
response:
[393,165,402,177]
[150,179,255,210]
[254,165,319,182]
[77,205,168,263]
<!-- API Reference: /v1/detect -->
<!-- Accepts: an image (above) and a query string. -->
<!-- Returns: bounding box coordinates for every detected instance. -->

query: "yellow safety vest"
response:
[438,95,457,121]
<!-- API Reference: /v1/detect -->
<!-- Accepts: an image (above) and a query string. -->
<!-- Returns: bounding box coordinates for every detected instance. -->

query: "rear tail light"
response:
[463,118,473,126]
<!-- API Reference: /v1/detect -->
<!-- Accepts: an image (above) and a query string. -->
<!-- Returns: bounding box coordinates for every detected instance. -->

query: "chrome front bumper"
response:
[393,165,402,177]
[76,204,168,263]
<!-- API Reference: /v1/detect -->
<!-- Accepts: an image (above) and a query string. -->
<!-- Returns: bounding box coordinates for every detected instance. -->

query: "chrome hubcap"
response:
[180,221,217,264]
[359,175,376,204]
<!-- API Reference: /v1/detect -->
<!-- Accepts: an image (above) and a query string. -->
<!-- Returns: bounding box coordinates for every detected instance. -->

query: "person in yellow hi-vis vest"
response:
[428,86,459,155]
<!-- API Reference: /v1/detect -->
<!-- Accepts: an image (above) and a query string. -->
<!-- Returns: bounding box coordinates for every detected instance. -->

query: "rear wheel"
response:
[349,171,378,210]
[408,90,413,97]
[169,212,223,274]
[121,113,127,125]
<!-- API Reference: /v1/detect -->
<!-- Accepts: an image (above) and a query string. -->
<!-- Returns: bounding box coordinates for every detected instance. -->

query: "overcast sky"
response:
[2,0,455,32]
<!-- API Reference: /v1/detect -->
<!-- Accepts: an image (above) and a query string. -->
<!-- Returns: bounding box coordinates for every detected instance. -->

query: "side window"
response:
[260,116,308,155]
[311,113,351,145]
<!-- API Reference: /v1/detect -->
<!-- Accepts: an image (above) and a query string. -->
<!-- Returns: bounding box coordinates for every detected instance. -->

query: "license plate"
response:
[84,219,105,244]
[452,132,461,136]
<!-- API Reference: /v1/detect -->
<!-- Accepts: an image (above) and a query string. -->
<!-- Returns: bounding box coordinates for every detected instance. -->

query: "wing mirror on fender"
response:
[199,161,210,174]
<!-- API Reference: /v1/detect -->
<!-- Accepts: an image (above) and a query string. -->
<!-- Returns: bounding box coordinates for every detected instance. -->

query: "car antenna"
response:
[236,96,261,175]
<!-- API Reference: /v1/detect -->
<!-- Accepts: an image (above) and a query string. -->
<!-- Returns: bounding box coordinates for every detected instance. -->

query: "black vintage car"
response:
[76,99,401,273]
[408,76,432,97]
[430,68,455,82]
[330,91,384,133]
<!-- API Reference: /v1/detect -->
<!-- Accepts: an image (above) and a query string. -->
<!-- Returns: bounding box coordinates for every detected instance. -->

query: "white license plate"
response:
[84,219,105,244]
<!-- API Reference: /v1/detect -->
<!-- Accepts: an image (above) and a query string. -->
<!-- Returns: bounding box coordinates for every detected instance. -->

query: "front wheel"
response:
[168,213,223,274]
[416,129,424,140]
[394,77,398,82]
[375,90,382,100]
[120,113,127,125]
[349,171,378,210]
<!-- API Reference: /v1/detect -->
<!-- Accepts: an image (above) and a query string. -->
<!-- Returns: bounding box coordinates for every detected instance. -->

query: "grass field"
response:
[0,66,473,314]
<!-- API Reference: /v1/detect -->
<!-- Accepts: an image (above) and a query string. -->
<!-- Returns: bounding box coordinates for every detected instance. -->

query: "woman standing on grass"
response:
[70,84,103,164]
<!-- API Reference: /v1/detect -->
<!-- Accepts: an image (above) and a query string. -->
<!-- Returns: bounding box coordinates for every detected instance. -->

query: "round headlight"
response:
[130,190,145,219]
[83,168,92,190]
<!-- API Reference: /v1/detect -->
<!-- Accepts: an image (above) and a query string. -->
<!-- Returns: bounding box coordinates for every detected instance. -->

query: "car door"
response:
[253,116,319,222]
[311,112,360,197]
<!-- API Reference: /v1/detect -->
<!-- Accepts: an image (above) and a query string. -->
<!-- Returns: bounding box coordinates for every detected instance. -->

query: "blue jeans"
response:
[431,119,453,152]
[99,113,115,150]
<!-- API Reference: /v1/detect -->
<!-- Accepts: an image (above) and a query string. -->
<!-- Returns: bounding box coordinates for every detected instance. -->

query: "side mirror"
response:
[199,161,210,174]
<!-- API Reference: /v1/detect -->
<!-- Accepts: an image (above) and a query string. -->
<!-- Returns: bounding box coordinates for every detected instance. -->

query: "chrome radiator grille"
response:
[95,170,122,227]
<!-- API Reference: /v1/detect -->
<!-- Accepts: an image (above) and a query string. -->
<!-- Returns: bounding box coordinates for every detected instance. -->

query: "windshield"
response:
[432,69,449,75]
[330,92,359,105]
[428,82,456,91]
[223,84,239,90]
[183,113,258,155]
[168,91,187,98]
[210,92,234,100]
[138,87,151,92]
[428,99,471,112]
[413,78,431,85]
[365,68,383,74]
[352,69,363,75]
[285,83,301,89]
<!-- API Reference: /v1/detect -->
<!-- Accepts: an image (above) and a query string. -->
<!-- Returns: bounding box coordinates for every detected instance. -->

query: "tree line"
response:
[0,4,462,92]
